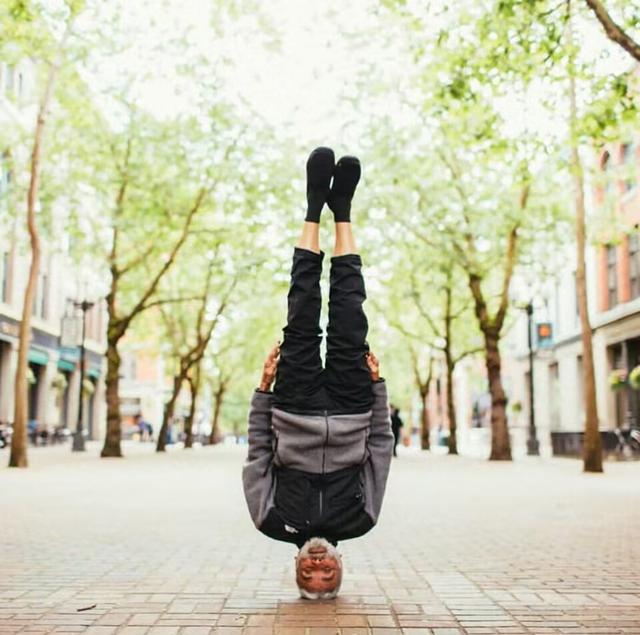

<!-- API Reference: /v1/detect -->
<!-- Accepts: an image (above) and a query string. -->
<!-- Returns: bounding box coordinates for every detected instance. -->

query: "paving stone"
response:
[1,443,640,635]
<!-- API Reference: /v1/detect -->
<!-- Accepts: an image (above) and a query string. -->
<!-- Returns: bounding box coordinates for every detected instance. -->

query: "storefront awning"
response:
[57,359,76,372]
[88,367,101,379]
[28,349,49,366]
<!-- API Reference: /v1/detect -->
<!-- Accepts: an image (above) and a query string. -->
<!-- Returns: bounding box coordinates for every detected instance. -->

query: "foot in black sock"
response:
[327,156,361,222]
[306,147,335,223]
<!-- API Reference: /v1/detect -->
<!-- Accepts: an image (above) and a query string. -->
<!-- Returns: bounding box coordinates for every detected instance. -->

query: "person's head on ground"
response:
[295,537,342,599]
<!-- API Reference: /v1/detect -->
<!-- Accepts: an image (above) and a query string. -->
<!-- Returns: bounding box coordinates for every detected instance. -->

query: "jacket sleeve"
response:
[242,390,275,529]
[363,379,394,523]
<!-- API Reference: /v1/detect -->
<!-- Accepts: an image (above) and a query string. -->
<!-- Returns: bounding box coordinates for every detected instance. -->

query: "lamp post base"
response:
[72,431,86,452]
[527,437,540,456]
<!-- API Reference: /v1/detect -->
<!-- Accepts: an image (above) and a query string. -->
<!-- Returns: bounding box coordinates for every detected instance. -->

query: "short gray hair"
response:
[298,586,340,601]
[295,537,342,600]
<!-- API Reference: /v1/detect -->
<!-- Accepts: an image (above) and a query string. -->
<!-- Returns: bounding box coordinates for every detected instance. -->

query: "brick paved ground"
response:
[1,442,640,635]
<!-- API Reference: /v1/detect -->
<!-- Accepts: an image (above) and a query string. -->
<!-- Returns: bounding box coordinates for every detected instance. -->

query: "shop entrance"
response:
[611,337,640,429]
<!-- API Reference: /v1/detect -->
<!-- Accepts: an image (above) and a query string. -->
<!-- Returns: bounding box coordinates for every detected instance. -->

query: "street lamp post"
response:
[525,302,540,456]
[72,299,94,452]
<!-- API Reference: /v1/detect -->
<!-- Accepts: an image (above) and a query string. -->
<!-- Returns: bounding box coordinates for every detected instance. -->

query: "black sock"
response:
[327,156,360,222]
[305,147,335,223]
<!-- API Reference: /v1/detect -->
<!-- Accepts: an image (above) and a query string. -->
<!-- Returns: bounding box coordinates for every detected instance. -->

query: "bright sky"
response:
[88,0,413,148]
[86,0,635,157]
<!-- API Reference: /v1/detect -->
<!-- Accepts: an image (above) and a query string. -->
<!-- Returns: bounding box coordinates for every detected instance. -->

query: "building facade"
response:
[504,136,640,456]
[0,59,107,442]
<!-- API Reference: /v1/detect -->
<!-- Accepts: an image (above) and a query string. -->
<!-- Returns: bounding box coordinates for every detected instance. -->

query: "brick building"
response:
[504,133,640,456]
[592,138,640,433]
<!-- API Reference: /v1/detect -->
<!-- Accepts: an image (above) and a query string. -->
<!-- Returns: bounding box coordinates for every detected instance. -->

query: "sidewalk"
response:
[1,442,640,634]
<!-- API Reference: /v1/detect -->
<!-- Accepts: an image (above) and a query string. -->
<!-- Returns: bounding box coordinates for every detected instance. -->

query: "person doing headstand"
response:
[242,148,394,600]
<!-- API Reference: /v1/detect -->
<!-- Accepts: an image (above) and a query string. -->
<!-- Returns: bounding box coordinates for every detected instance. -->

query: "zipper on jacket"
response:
[322,410,329,474]
[319,410,329,518]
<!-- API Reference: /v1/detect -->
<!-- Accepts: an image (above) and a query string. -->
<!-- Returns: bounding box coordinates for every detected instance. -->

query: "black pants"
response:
[273,248,374,415]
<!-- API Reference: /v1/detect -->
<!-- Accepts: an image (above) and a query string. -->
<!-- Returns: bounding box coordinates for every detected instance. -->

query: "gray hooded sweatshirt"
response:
[242,380,394,535]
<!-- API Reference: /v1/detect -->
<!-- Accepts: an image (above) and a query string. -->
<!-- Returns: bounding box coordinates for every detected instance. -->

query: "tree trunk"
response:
[209,383,226,445]
[420,389,430,450]
[568,33,603,472]
[157,376,181,452]
[443,283,458,455]
[10,97,49,468]
[446,356,458,455]
[485,330,511,460]
[10,248,39,468]
[584,0,640,62]
[184,371,199,449]
[101,336,123,457]
[8,15,72,469]
[184,393,196,449]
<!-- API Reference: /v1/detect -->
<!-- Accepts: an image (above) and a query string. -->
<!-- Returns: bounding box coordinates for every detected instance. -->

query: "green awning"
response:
[88,367,101,379]
[57,359,76,372]
[28,349,49,366]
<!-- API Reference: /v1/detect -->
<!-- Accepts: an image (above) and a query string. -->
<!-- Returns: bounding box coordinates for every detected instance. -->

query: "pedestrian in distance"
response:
[242,147,394,600]
[28,419,38,446]
[0,421,10,448]
[133,414,146,442]
[390,405,404,457]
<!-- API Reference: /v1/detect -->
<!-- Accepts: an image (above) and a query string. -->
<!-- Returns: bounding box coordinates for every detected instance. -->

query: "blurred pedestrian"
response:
[133,414,145,441]
[28,419,38,446]
[390,405,404,457]
[0,421,9,448]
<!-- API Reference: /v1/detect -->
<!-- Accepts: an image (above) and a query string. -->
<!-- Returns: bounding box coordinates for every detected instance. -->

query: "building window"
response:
[607,245,617,309]
[32,272,48,319]
[601,151,614,196]
[549,362,560,430]
[122,355,137,381]
[622,142,637,192]
[1,64,25,100]
[0,151,11,197]
[40,274,48,319]
[576,354,584,425]
[1,251,9,303]
[3,64,16,95]
[630,234,640,300]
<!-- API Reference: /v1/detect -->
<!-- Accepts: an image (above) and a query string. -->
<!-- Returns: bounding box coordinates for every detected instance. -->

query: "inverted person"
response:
[242,147,394,600]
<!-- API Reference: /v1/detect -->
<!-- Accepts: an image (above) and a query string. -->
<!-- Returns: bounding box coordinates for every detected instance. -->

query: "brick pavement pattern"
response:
[1,443,640,635]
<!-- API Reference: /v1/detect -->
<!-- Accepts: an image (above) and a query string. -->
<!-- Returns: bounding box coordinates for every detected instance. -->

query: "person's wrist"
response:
[259,377,273,392]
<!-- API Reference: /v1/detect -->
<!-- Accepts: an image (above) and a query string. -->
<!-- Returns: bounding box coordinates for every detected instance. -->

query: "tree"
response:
[376,257,480,454]
[101,118,208,457]
[183,364,201,449]
[584,0,640,62]
[409,348,434,451]
[374,0,582,461]
[156,258,237,452]
[209,368,230,445]
[568,6,604,472]
[409,269,482,455]
[2,0,86,467]
[369,124,547,461]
